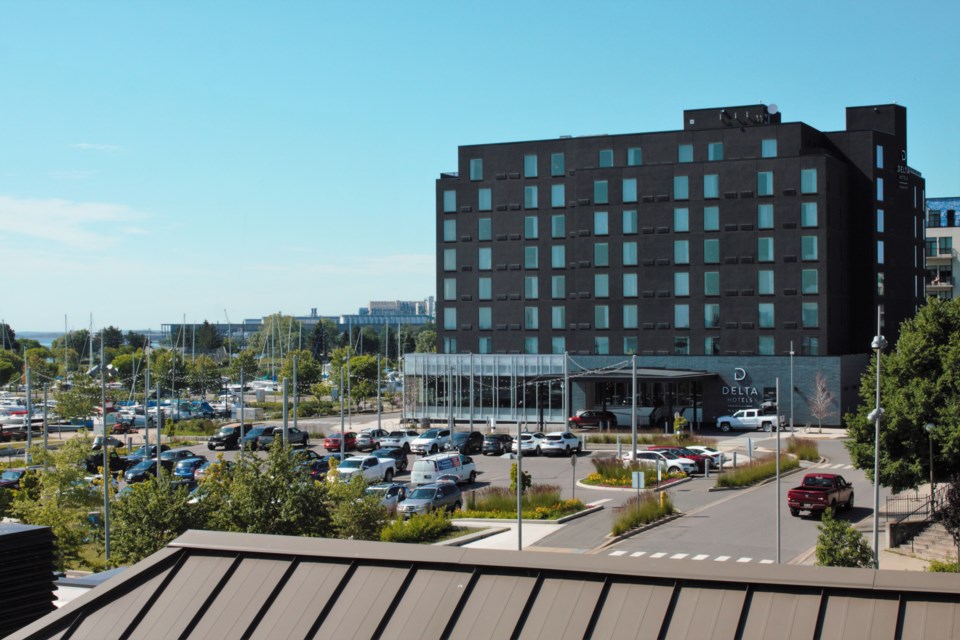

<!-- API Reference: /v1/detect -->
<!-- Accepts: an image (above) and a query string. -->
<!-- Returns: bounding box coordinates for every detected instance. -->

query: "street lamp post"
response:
[925,422,935,514]
[868,308,888,570]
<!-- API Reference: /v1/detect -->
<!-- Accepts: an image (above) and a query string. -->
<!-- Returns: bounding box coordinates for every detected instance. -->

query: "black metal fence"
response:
[885,485,947,524]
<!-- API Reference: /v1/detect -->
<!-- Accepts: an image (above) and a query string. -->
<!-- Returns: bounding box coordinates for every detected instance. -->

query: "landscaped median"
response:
[611,492,676,536]
[579,456,688,489]
[460,484,586,520]
[713,454,800,489]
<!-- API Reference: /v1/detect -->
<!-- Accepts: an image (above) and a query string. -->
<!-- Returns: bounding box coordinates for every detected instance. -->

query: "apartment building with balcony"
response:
[924,197,960,300]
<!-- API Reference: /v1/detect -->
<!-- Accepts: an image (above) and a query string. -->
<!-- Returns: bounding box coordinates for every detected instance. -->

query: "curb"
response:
[706,460,809,492]
[576,475,693,492]
[593,512,686,551]
[434,527,511,547]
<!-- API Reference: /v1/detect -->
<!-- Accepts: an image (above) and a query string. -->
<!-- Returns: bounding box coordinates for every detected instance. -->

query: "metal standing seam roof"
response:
[9,529,960,640]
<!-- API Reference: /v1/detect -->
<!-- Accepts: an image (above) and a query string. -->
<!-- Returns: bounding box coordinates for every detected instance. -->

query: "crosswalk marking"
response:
[630,551,646,557]
[609,550,779,566]
[831,463,844,469]
[843,465,852,469]
[736,557,753,563]
[609,550,627,557]
[715,556,730,562]
[650,552,667,558]
[759,559,775,564]
[692,554,709,561]
[670,553,688,560]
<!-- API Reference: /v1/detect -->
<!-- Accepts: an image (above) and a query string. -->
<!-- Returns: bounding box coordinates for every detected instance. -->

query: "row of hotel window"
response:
[445,170,819,212]
[442,335,820,357]
[442,270,821,301]
[442,236,824,272]
[467,141,780,182]
[443,302,819,332]
[443,204,830,242]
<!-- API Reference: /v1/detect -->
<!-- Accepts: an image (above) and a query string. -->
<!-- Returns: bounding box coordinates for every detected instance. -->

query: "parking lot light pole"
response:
[516,417,522,551]
[869,308,888,570]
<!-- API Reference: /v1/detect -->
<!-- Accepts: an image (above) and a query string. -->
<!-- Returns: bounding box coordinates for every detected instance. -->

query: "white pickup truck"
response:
[328,455,397,483]
[715,409,781,432]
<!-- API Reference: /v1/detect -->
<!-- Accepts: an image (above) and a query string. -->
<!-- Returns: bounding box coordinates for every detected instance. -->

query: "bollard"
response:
[733,451,738,468]
[659,490,666,510]
[705,459,710,479]
[617,435,622,459]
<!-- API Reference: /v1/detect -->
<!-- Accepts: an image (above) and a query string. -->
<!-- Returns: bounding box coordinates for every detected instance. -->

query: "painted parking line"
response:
[692,554,709,561]
[670,553,688,560]
[842,465,853,469]
[650,552,667,559]
[609,550,627,557]
[714,556,731,562]
[737,557,753,563]
[831,464,844,469]
[759,559,775,564]
[630,551,646,557]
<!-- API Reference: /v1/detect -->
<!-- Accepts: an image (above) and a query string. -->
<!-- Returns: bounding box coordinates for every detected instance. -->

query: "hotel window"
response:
[594,211,609,235]
[551,214,565,238]
[524,185,538,209]
[801,202,818,227]
[443,337,456,354]
[674,272,690,297]
[443,190,456,213]
[524,337,538,355]
[703,238,719,264]
[478,188,491,211]
[624,336,638,355]
[623,241,638,266]
[595,273,609,298]
[524,276,539,299]
[623,273,638,297]
[758,237,774,262]
[443,307,457,330]
[761,139,777,158]
[705,336,720,355]
[877,209,884,233]
[758,204,774,229]
[802,302,819,328]
[469,158,482,181]
[678,144,693,163]
[443,248,457,272]
[478,307,492,330]
[801,168,818,194]
[758,303,775,329]
[801,269,818,294]
[674,207,689,232]
[551,184,565,208]
[877,177,884,201]
[675,304,690,329]
[758,335,775,355]
[551,152,565,177]
[704,206,719,231]
[674,337,690,355]
[551,275,565,299]
[524,246,538,269]
[551,336,566,354]
[703,174,719,199]
[674,176,689,200]
[479,337,492,354]
[478,247,491,271]
[598,149,613,168]
[704,304,720,329]
[877,240,885,264]
[551,245,565,268]
[595,336,610,355]
[478,277,492,300]
[524,306,539,330]
[674,240,690,265]
[707,142,724,161]
[524,216,539,239]
[801,336,819,356]
[551,306,565,329]
[623,210,638,234]
[876,145,884,169]
[758,270,775,295]
[704,271,719,296]
[443,278,456,300]
[443,219,456,242]
[595,305,610,329]
[594,180,609,204]
[478,218,491,241]
[595,242,609,267]
[624,305,638,329]
[623,178,638,203]
[524,154,538,178]
[801,236,818,261]
[627,147,642,166]
[758,171,774,196]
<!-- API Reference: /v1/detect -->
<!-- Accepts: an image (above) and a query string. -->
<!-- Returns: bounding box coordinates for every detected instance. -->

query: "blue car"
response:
[173,456,208,483]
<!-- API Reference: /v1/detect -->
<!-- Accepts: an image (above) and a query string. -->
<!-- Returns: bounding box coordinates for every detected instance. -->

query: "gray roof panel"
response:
[379,568,473,639]
[447,573,537,640]
[518,576,605,640]
[820,593,900,640]
[311,564,409,639]
[69,569,173,640]
[665,584,747,640]
[590,580,673,640]
[739,589,821,640]
[899,597,960,640]
[248,561,349,640]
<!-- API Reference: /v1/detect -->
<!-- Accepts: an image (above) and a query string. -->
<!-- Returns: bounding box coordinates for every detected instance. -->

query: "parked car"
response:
[541,432,582,457]
[91,436,123,450]
[257,426,309,449]
[411,453,476,485]
[370,447,408,473]
[398,482,462,517]
[365,482,408,512]
[356,428,390,452]
[110,421,139,435]
[328,455,397,483]
[511,432,547,456]
[622,450,697,475]
[788,474,854,517]
[125,444,170,469]
[160,448,201,469]
[324,431,357,452]
[648,446,713,473]
[445,431,483,454]
[568,410,618,429]
[85,450,127,474]
[299,453,345,482]
[410,428,452,455]
[685,445,726,466]
[124,459,159,484]
[194,459,236,482]
[173,457,207,483]
[207,424,247,451]
[380,429,420,452]
[715,409,781,433]
[482,433,514,456]
[0,466,43,490]
[241,425,276,450]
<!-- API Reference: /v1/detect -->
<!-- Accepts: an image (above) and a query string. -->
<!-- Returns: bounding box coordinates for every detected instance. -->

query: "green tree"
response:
[23,347,59,387]
[111,352,138,387]
[194,321,224,352]
[279,350,322,398]
[327,476,388,540]
[510,463,532,495]
[55,374,101,421]
[126,330,150,349]
[18,338,42,351]
[309,319,338,361]
[415,328,437,353]
[0,322,18,351]
[95,326,125,350]
[845,298,960,492]
[153,349,188,395]
[188,355,221,396]
[246,314,303,358]
[814,508,873,568]
[111,473,200,564]
[938,473,960,569]
[0,350,22,386]
[228,349,260,383]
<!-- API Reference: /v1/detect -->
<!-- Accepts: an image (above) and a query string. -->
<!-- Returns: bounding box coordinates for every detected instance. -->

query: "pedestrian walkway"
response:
[604,548,776,564]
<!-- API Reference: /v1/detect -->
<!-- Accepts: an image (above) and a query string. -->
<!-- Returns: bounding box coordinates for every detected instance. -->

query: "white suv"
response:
[410,428,452,455]
[622,450,696,475]
[541,432,582,457]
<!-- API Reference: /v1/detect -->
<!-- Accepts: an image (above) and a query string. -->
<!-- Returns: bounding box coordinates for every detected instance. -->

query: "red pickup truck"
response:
[787,473,854,517]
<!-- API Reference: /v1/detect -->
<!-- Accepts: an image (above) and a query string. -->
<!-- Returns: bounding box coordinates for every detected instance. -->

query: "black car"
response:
[207,425,246,450]
[446,431,484,454]
[298,453,346,481]
[124,459,160,484]
[257,426,309,449]
[85,450,127,474]
[482,433,514,456]
[125,444,171,469]
[240,426,275,450]
[370,447,408,473]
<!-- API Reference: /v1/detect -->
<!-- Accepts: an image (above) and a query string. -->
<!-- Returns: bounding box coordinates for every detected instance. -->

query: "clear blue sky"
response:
[1,1,957,332]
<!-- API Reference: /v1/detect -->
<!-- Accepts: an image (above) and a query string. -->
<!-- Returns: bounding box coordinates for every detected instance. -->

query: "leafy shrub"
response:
[462,485,583,519]
[509,463,531,495]
[380,511,453,543]
[611,493,674,536]
[786,436,820,462]
[165,418,218,436]
[815,508,872,568]
[714,455,798,488]
[928,558,959,572]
